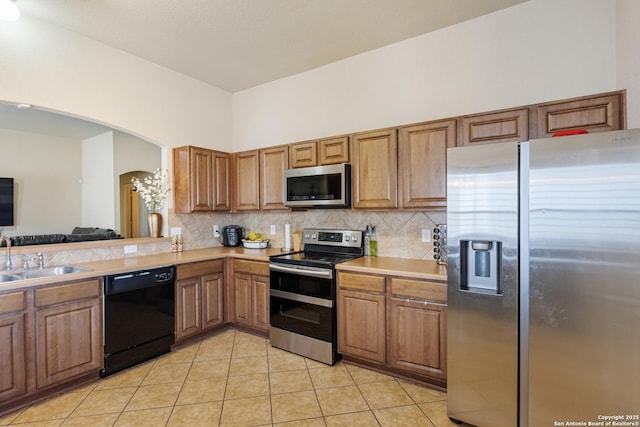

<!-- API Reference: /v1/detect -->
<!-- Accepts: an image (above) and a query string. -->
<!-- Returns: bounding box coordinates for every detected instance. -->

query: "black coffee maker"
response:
[221,225,245,247]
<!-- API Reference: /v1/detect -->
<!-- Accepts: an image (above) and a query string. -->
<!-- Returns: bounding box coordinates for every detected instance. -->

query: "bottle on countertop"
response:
[172,234,183,252]
[369,226,378,257]
[364,225,371,256]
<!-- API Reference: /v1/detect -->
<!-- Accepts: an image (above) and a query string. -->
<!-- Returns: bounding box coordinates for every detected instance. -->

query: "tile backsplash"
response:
[170,209,446,260]
[18,210,447,265]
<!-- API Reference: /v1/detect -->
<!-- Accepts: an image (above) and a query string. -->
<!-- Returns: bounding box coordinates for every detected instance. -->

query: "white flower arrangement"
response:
[131,168,171,213]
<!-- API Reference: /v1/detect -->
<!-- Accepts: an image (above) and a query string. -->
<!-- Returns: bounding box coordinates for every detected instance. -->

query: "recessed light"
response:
[16,103,31,109]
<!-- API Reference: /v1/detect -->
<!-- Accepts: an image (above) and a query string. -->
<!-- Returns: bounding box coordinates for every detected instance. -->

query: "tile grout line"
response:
[163,338,203,427]
[3,330,452,426]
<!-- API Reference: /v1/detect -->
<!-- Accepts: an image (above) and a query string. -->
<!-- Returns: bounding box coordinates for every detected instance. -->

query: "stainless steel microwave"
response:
[283,163,351,208]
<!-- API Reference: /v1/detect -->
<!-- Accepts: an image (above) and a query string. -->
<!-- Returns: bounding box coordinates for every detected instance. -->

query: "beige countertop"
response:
[0,247,285,292]
[336,256,447,281]
[0,248,447,292]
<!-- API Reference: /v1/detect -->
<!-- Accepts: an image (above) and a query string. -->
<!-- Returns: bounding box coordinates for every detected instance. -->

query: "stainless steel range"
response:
[269,228,364,365]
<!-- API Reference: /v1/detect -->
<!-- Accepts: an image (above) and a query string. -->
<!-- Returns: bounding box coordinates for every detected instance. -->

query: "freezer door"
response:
[447,141,519,427]
[527,130,640,425]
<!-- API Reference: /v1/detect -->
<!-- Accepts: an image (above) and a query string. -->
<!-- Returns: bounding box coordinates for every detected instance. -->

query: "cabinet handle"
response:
[395,297,447,307]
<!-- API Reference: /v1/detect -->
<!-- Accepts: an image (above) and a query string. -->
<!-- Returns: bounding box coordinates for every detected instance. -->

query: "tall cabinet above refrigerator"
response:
[447,129,640,427]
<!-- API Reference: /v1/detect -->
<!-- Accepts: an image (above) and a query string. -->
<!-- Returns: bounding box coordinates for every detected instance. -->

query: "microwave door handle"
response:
[269,263,333,279]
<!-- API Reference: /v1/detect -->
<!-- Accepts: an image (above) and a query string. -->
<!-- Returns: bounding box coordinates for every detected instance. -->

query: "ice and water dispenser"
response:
[459,240,503,294]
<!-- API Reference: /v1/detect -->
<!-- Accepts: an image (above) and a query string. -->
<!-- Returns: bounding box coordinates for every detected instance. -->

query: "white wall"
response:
[114,131,161,231]
[0,128,82,235]
[616,0,640,128]
[82,132,115,229]
[232,0,618,150]
[0,14,232,154]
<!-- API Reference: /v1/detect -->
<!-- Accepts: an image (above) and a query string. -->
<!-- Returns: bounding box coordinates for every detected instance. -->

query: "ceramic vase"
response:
[148,212,162,238]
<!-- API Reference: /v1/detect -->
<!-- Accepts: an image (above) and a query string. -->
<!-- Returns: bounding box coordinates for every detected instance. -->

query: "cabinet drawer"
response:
[234,260,269,276]
[177,259,223,280]
[0,291,26,315]
[390,278,447,303]
[35,279,101,307]
[338,272,385,293]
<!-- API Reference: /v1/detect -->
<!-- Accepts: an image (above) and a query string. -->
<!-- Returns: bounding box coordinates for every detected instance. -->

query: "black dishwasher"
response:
[101,266,176,377]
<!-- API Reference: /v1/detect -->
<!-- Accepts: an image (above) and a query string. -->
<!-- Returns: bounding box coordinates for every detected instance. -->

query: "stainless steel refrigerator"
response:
[446,129,640,427]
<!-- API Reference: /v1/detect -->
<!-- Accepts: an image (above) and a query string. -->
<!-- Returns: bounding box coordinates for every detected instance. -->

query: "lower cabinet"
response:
[337,271,447,384]
[337,273,386,364]
[1,278,103,411]
[231,260,269,333]
[388,297,446,379]
[35,297,102,388]
[34,279,103,389]
[176,260,225,341]
[0,291,28,402]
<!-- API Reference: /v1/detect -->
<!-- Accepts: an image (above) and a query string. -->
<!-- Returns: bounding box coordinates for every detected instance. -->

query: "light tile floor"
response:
[0,330,470,426]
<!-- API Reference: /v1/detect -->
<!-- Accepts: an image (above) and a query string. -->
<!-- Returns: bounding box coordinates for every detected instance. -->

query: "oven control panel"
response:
[302,228,363,248]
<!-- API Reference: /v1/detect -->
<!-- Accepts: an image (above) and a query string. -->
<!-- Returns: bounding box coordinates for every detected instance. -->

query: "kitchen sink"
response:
[0,266,91,282]
[21,266,91,279]
[0,273,22,282]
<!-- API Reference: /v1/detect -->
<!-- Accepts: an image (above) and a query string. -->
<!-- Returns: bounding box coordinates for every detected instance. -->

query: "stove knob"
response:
[345,236,350,242]
[311,233,317,239]
[304,233,310,239]
[352,235,358,242]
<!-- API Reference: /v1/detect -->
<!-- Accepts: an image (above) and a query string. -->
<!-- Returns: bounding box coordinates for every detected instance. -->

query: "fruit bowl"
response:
[242,239,269,249]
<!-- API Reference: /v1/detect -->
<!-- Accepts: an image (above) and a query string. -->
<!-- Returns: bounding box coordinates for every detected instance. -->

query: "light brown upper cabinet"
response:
[351,128,398,209]
[290,141,317,168]
[318,136,349,165]
[233,150,260,211]
[398,120,456,209]
[173,146,231,213]
[536,91,625,138]
[461,109,529,146]
[212,151,231,211]
[260,145,289,210]
[290,136,349,168]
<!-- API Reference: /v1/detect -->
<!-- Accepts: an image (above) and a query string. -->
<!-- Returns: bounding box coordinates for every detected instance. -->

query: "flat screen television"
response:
[0,178,14,227]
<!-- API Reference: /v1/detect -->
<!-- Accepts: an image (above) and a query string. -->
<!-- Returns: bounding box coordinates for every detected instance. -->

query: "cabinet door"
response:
[536,92,625,138]
[351,129,398,209]
[173,146,213,213]
[251,275,269,332]
[337,289,386,363]
[0,312,27,401]
[388,297,446,379]
[398,120,456,209]
[318,136,349,165]
[190,146,214,211]
[202,273,224,330]
[35,298,102,388]
[213,151,231,211]
[290,141,317,168]
[176,277,202,340]
[461,109,529,146]
[260,146,289,210]
[233,273,253,327]
[233,150,260,211]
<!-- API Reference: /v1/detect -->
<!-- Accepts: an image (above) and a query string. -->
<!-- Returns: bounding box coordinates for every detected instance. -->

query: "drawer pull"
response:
[400,297,447,307]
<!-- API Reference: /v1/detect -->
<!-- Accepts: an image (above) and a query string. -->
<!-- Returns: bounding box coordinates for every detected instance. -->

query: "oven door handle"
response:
[269,263,334,279]
[270,289,334,308]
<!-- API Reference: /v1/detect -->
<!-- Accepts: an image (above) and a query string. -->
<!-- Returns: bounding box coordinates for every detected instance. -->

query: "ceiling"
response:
[17,0,528,93]
[3,0,527,138]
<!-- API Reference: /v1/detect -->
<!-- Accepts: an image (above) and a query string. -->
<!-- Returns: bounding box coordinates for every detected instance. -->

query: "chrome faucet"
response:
[1,236,12,270]
[37,252,44,269]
